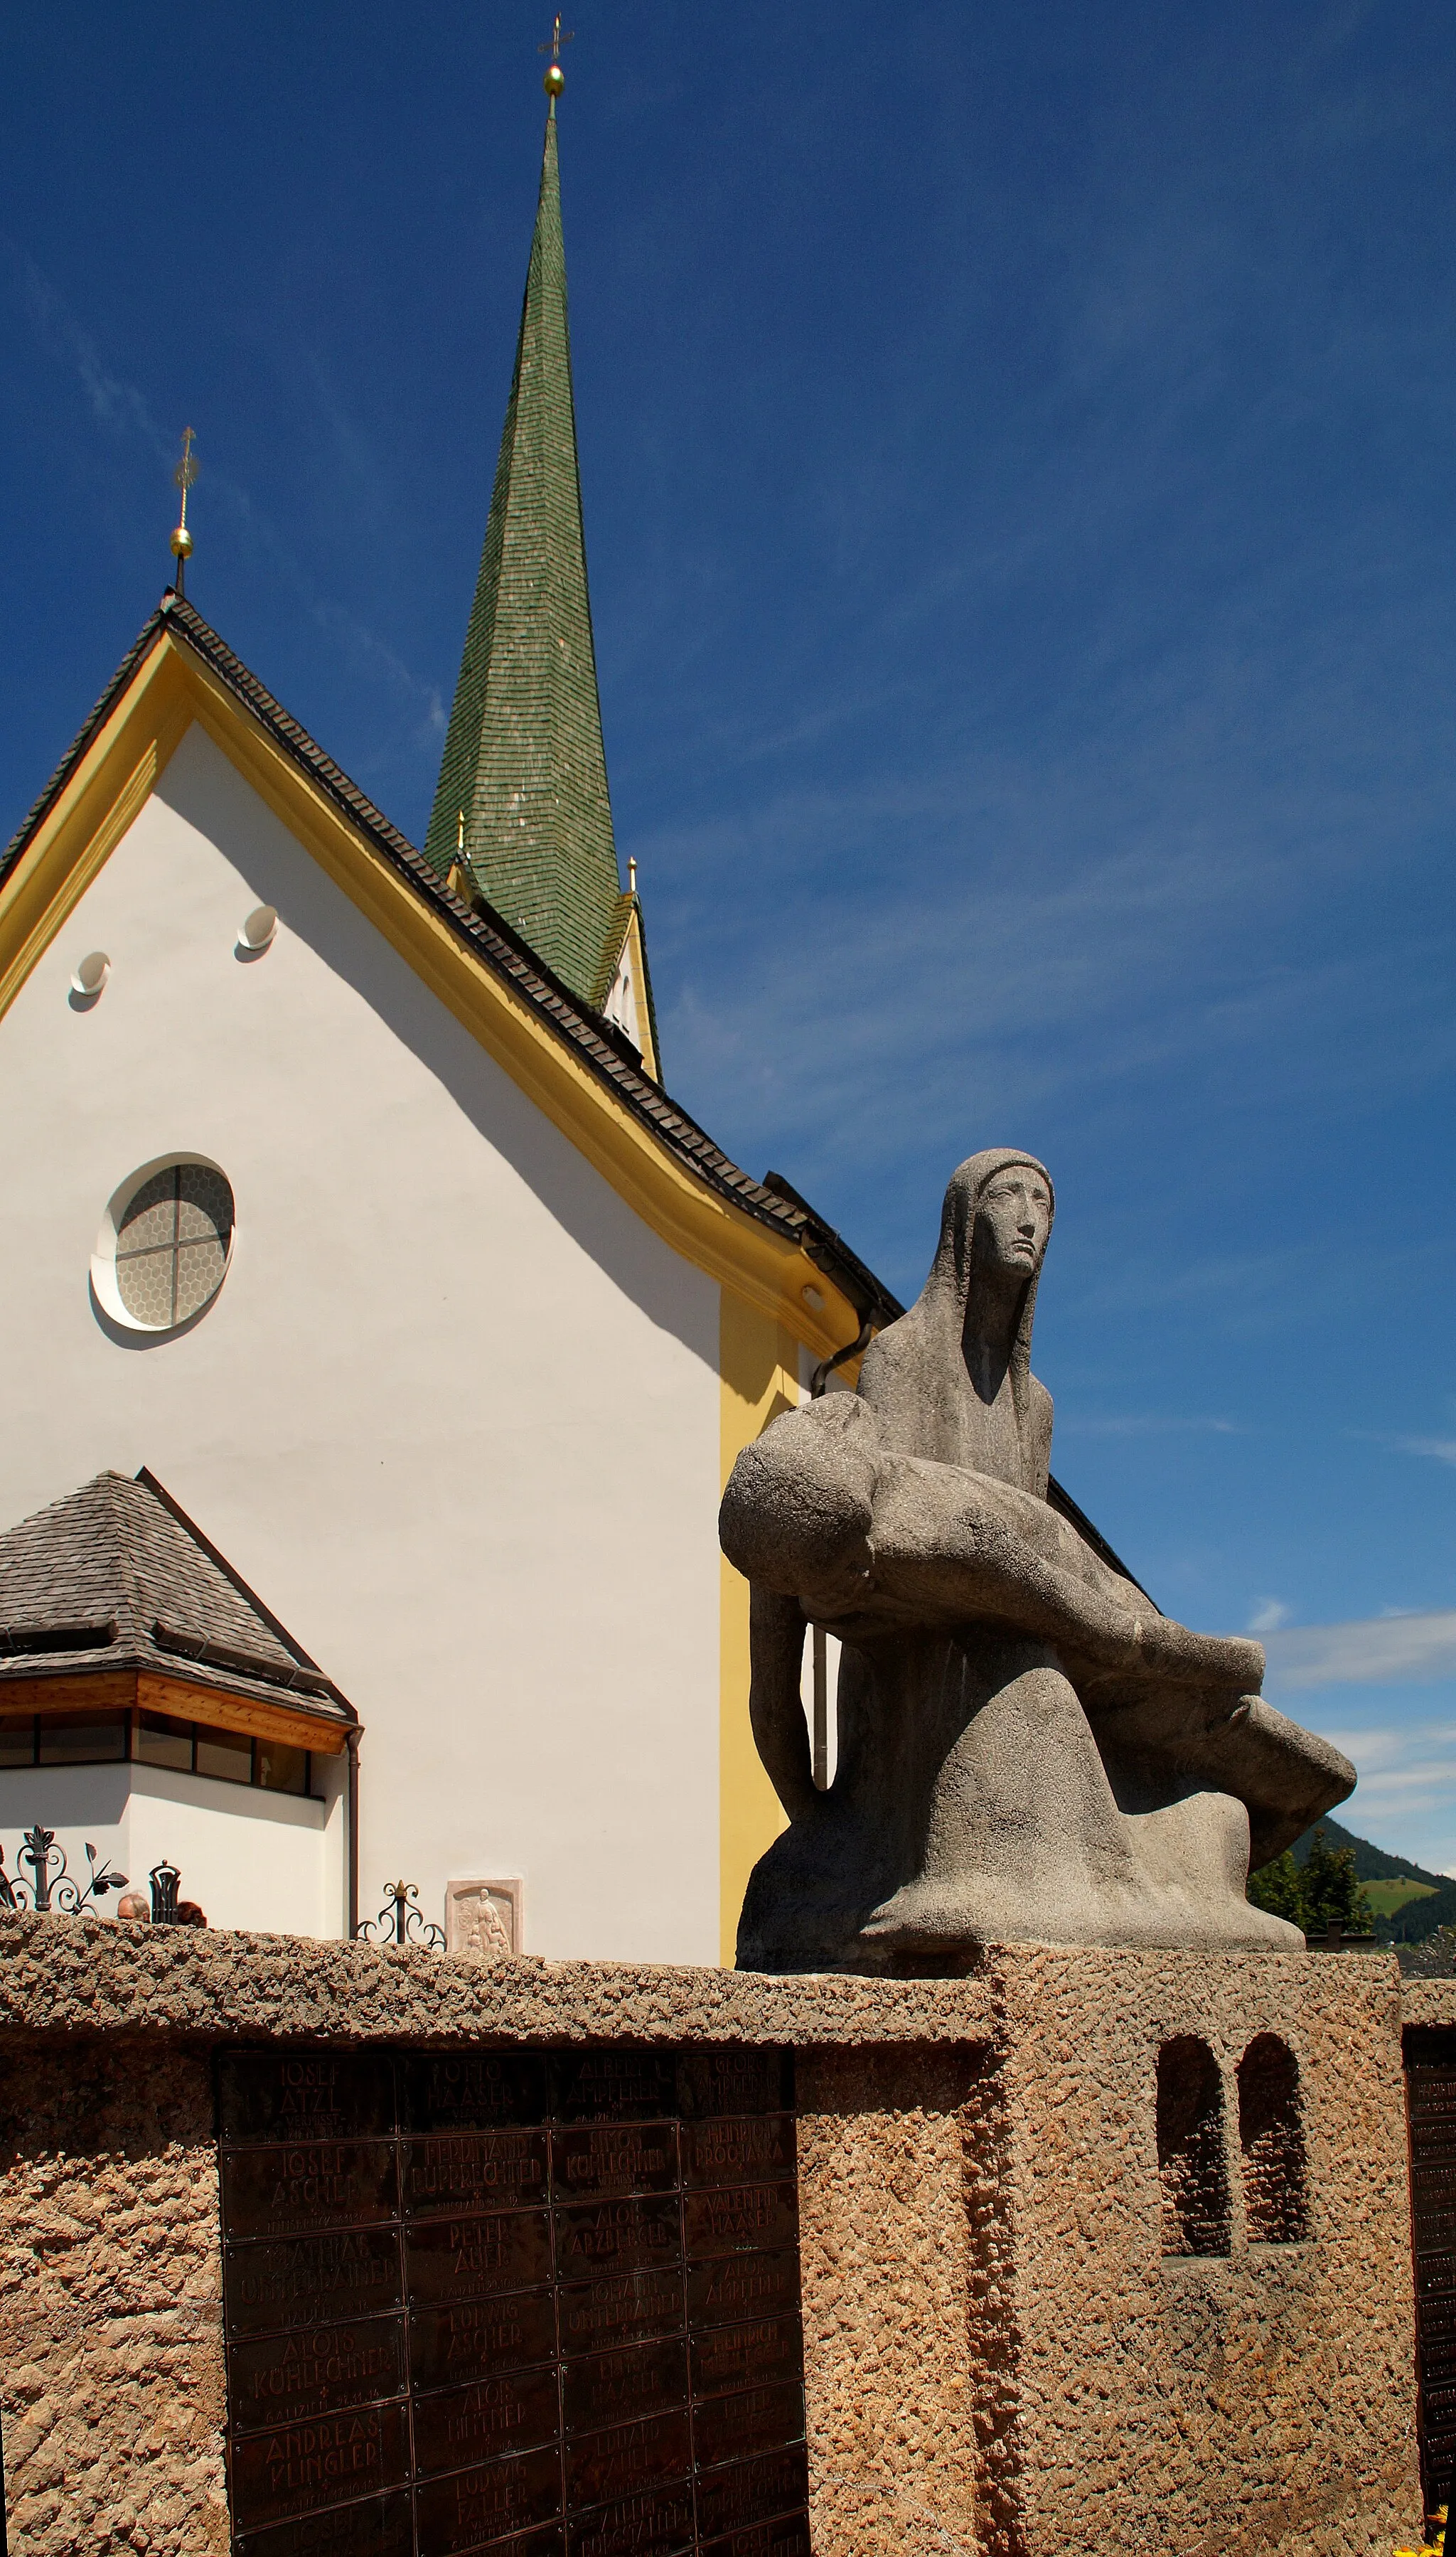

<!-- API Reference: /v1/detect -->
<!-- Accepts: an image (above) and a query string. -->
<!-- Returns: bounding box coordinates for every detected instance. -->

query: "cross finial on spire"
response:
[169,427,198,599]
[539,14,572,98]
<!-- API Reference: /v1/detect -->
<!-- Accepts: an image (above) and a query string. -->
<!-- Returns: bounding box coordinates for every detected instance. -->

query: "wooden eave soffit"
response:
[0,1667,351,1757]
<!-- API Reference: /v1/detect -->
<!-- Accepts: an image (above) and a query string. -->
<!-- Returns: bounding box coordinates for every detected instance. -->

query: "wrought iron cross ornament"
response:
[354,1879,445,1950]
[0,1827,127,1914]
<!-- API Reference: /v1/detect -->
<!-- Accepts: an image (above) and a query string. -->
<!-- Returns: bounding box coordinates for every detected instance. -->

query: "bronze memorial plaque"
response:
[1408,2037,1456,2515]
[218,2044,806,2556]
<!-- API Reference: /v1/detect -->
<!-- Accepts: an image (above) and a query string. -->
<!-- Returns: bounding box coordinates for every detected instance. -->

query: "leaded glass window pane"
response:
[115,1164,234,1328]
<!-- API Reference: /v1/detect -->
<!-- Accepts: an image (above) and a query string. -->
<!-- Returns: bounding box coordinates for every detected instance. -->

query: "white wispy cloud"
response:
[16,252,173,462]
[1389,1436,1456,1468]
[1248,1598,1291,1633]
[1263,1612,1456,1690]
[4,242,444,762]
[1283,1709,1456,1873]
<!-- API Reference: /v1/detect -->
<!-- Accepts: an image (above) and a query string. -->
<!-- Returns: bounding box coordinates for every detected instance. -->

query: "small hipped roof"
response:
[0,1469,355,1733]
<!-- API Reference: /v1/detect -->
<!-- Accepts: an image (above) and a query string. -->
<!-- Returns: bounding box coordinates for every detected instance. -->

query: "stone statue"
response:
[720,1149,1354,1970]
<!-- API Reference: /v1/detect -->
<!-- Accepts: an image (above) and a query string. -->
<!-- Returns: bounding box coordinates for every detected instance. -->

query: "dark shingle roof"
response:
[0,1470,354,1728]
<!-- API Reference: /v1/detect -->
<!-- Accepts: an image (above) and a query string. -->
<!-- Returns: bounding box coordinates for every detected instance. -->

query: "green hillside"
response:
[1286,1818,1455,1941]
[1363,1879,1437,1919]
[1290,1815,1447,1889]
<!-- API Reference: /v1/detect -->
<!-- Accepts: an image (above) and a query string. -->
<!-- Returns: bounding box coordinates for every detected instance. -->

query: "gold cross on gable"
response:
[538,14,574,63]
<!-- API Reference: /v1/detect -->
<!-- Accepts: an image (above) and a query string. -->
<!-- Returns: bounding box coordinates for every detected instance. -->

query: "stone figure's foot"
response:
[734,1804,896,1974]
[854,1871,1305,1960]
[1178,1891,1304,1952]
[855,1874,1150,1958]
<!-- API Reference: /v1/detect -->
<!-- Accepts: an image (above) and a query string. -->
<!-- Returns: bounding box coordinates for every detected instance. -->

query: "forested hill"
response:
[1291,1817,1456,1941]
[1292,1817,1447,1889]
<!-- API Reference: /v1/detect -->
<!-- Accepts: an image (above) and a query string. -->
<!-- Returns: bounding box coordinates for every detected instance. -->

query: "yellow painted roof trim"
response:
[0,628,862,1364]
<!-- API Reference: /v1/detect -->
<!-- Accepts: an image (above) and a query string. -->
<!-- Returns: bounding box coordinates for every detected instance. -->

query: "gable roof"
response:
[0,1468,354,1731]
[0,596,1149,1600]
[0,592,898,1360]
[425,102,623,1012]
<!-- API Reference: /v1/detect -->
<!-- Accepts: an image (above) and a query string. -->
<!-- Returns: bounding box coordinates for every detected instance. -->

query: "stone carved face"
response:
[971,1165,1053,1278]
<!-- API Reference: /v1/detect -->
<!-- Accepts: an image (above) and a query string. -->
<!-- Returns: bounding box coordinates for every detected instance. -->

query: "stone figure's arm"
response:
[719,1396,1263,1700]
[720,1395,880,1610]
[866,1455,1264,1695]
[746,1586,817,1825]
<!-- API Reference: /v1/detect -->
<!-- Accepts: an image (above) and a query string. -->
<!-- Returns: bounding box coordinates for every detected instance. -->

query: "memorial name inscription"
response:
[215,2044,810,2557]
[1408,2044,1456,2514]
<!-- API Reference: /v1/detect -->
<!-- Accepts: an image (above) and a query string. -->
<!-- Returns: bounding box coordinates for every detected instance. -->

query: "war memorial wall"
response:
[0,1911,1440,2557]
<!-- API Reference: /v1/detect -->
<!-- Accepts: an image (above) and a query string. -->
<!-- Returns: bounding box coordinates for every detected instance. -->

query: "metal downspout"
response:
[346,1728,360,1941]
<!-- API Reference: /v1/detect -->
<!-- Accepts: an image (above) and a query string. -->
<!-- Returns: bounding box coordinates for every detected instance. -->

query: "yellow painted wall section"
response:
[719,1290,802,1965]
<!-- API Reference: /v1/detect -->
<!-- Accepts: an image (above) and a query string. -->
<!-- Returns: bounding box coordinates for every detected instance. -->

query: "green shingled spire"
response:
[426,100,623,1008]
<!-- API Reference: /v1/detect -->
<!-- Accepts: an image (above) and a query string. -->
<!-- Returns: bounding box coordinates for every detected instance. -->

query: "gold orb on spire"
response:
[170,426,198,591]
[539,15,572,97]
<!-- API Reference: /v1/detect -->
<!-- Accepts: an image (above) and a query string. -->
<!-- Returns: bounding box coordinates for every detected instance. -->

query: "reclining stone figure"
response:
[720,1148,1354,1970]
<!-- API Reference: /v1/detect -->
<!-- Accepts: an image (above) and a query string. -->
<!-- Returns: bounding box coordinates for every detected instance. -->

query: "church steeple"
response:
[427,88,628,1024]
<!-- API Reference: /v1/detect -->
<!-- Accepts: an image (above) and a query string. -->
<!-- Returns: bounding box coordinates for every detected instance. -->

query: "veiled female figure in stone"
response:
[720,1149,1354,1971]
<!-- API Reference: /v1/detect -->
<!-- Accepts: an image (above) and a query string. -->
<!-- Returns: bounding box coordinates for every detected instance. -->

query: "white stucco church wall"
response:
[0,722,723,1959]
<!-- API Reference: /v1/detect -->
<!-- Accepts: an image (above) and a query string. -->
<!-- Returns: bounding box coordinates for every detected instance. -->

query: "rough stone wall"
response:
[991,1945,1422,2557]
[0,1908,997,2046]
[1396,1980,1456,2035]
[0,2033,228,2556]
[796,2046,991,2557]
[0,1922,1431,2557]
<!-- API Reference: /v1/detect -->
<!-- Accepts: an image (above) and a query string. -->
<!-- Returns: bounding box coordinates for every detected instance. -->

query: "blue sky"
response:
[3,3,1455,1864]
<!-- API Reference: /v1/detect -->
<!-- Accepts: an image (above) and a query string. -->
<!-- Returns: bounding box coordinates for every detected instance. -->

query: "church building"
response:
[0,80,900,1962]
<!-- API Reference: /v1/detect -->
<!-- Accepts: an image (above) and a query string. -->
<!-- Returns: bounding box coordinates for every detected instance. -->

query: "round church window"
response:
[92,1157,235,1335]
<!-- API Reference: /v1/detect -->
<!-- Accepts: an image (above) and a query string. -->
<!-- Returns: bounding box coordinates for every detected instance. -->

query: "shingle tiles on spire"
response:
[426,100,624,1013]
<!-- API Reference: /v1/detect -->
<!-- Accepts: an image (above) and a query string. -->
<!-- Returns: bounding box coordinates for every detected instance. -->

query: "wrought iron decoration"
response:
[0,1826,128,1914]
[353,1879,446,1949]
[149,1859,182,1923]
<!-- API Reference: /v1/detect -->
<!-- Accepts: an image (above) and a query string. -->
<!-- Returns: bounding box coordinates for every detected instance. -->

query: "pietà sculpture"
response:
[720,1150,1354,1970]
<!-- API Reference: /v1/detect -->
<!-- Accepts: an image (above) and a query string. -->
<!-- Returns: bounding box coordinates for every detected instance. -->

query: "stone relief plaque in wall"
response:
[214,2041,808,2557]
[445,1875,524,1958]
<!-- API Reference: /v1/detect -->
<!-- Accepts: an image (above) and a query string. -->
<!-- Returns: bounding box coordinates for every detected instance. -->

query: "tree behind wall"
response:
[1248,1829,1372,1937]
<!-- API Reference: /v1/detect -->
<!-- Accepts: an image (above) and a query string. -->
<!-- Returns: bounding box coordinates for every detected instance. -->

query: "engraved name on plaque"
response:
[1407,2039,1456,2516]
[217,2044,806,2556]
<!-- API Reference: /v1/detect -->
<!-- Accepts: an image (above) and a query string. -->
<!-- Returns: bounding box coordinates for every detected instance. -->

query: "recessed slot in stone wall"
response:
[1238,2033,1307,2244]
[1156,2036,1231,2258]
